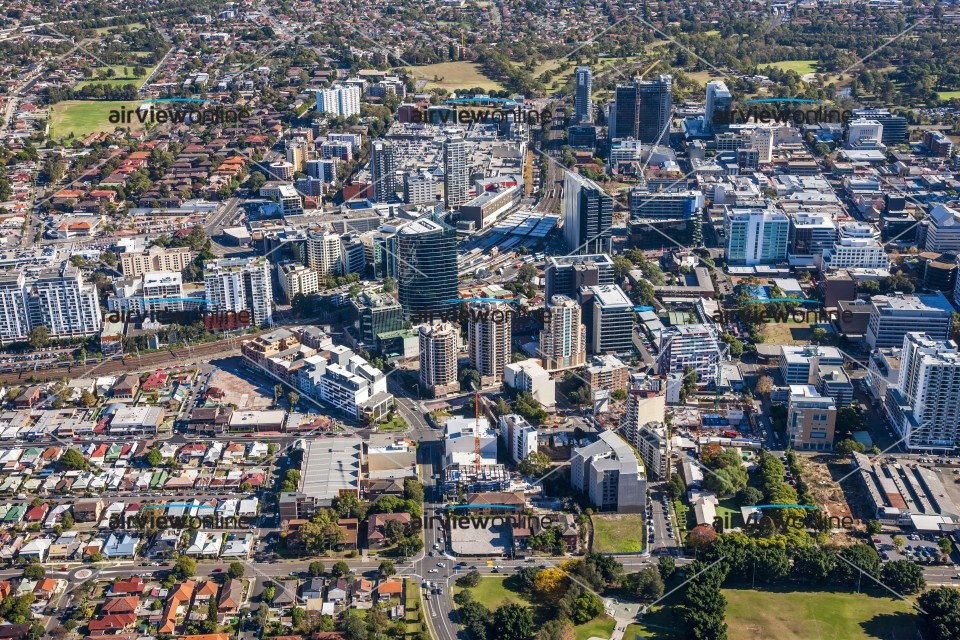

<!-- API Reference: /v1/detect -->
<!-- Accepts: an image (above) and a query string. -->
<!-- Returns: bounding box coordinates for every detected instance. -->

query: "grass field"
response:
[592,513,645,553]
[404,579,425,638]
[574,615,617,640]
[50,100,145,139]
[687,70,726,85]
[410,62,504,92]
[765,60,819,76]
[75,64,154,90]
[938,90,960,101]
[758,320,823,345]
[724,588,917,639]
[95,22,145,34]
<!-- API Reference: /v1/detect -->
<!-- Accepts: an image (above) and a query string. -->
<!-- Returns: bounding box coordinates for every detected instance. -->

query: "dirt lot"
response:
[207,368,273,410]
[801,454,863,544]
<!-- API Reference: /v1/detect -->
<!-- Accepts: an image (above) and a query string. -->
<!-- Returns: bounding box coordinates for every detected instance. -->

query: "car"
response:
[60,566,68,571]
[213,568,222,573]
[428,569,438,574]
[428,551,435,557]
[491,568,499,573]
[437,562,445,568]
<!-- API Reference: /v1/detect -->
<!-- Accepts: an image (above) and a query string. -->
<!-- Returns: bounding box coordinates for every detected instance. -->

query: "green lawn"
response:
[592,514,645,553]
[94,22,145,34]
[575,615,617,640]
[461,576,532,610]
[938,91,960,101]
[716,498,743,528]
[724,588,917,640]
[377,414,409,432]
[75,64,154,90]
[49,100,145,139]
[409,61,504,91]
[404,579,425,638]
[765,60,819,76]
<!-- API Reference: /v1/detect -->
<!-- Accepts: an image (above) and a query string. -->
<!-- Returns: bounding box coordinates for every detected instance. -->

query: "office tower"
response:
[278,262,320,303]
[887,333,960,450]
[611,82,638,140]
[788,212,838,259]
[120,246,194,277]
[818,222,890,270]
[724,207,790,265]
[852,109,908,145]
[403,172,435,205]
[539,294,586,371]
[305,228,343,278]
[419,322,460,397]
[0,265,102,343]
[637,74,672,145]
[203,257,273,326]
[316,84,361,117]
[468,301,512,387]
[924,131,954,157]
[340,234,366,276]
[571,430,646,513]
[563,172,613,254]
[395,216,459,318]
[370,140,396,203]
[443,136,469,208]
[588,285,634,356]
[705,80,733,132]
[787,386,837,451]
[656,324,729,386]
[545,254,615,300]
[351,291,403,345]
[574,66,593,123]
[866,292,954,349]
[923,205,960,253]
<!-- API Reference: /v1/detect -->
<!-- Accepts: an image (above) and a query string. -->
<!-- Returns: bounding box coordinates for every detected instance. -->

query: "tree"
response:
[866,520,882,535]
[631,567,664,601]
[403,478,424,503]
[517,263,537,283]
[570,590,604,624]
[146,449,163,467]
[456,570,482,588]
[880,560,926,594]
[811,327,827,344]
[517,451,552,477]
[835,439,866,455]
[492,603,534,640]
[59,448,89,471]
[378,560,396,577]
[736,487,763,507]
[22,564,45,580]
[79,390,97,407]
[287,391,300,411]
[173,555,197,580]
[666,473,685,500]
[535,619,576,640]
[836,406,865,438]
[61,511,74,530]
[227,562,245,579]
[755,375,774,396]
[919,587,960,640]
[532,567,567,604]
[792,545,835,584]
[831,544,880,586]
[27,326,50,349]
[308,561,325,577]
[332,561,350,577]
[940,537,954,556]
[687,525,718,552]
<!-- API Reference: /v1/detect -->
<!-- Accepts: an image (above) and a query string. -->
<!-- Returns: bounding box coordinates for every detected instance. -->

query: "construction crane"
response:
[637,59,660,81]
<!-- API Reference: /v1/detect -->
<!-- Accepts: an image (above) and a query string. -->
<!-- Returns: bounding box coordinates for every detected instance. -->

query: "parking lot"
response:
[872,532,949,564]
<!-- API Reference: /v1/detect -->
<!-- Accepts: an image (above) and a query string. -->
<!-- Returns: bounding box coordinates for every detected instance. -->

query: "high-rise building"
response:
[818,222,890,270]
[571,430,646,513]
[0,265,102,343]
[724,207,790,265]
[443,136,470,208]
[787,385,837,451]
[633,422,670,481]
[468,301,512,387]
[574,66,593,123]
[866,292,954,350]
[203,257,273,326]
[499,414,538,464]
[636,74,672,145]
[371,140,396,203]
[610,82,638,140]
[395,216,459,318]
[705,80,733,132]
[305,228,343,278]
[351,291,403,346]
[846,119,884,147]
[539,294,586,371]
[403,172,435,205]
[886,333,960,450]
[316,84,361,117]
[504,359,555,408]
[563,172,612,254]
[260,183,304,215]
[852,109,908,145]
[588,285,634,356]
[621,373,667,461]
[278,262,320,303]
[419,322,460,397]
[545,254,615,299]
[120,246,194,277]
[656,323,729,386]
[922,205,960,253]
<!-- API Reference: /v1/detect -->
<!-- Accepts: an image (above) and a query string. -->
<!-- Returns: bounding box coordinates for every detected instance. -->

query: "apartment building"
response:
[539,294,587,371]
[787,385,836,451]
[278,261,320,303]
[203,257,273,326]
[571,430,646,513]
[656,324,728,386]
[468,301,512,387]
[633,422,670,481]
[260,183,304,216]
[563,172,613,254]
[351,291,403,346]
[419,322,460,397]
[0,265,102,343]
[499,414,538,464]
[120,245,194,277]
[724,207,790,265]
[779,345,844,385]
[866,292,954,349]
[620,372,667,443]
[818,222,890,270]
[922,205,960,253]
[584,355,630,392]
[589,285,634,355]
[503,359,555,408]
[316,84,361,117]
[545,254,615,300]
[306,228,343,278]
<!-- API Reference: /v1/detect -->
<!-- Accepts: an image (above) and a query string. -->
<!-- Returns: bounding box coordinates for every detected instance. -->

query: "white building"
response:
[299,354,391,421]
[633,422,670,481]
[503,359,555,409]
[278,261,320,302]
[316,84,361,117]
[657,324,728,386]
[620,372,667,446]
[886,333,960,450]
[571,430,646,513]
[203,257,273,326]
[443,136,469,208]
[443,416,498,467]
[779,344,844,385]
[260,183,304,215]
[419,322,460,397]
[539,294,587,371]
[818,222,890,270]
[0,265,102,343]
[724,207,789,265]
[923,205,960,253]
[847,119,884,147]
[306,228,343,278]
[468,301,512,387]
[499,414,538,464]
[866,292,954,350]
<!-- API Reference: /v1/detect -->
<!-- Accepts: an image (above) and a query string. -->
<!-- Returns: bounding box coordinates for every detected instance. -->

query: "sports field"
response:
[50,100,144,139]
[409,62,504,91]
[75,64,154,90]
[765,60,819,76]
